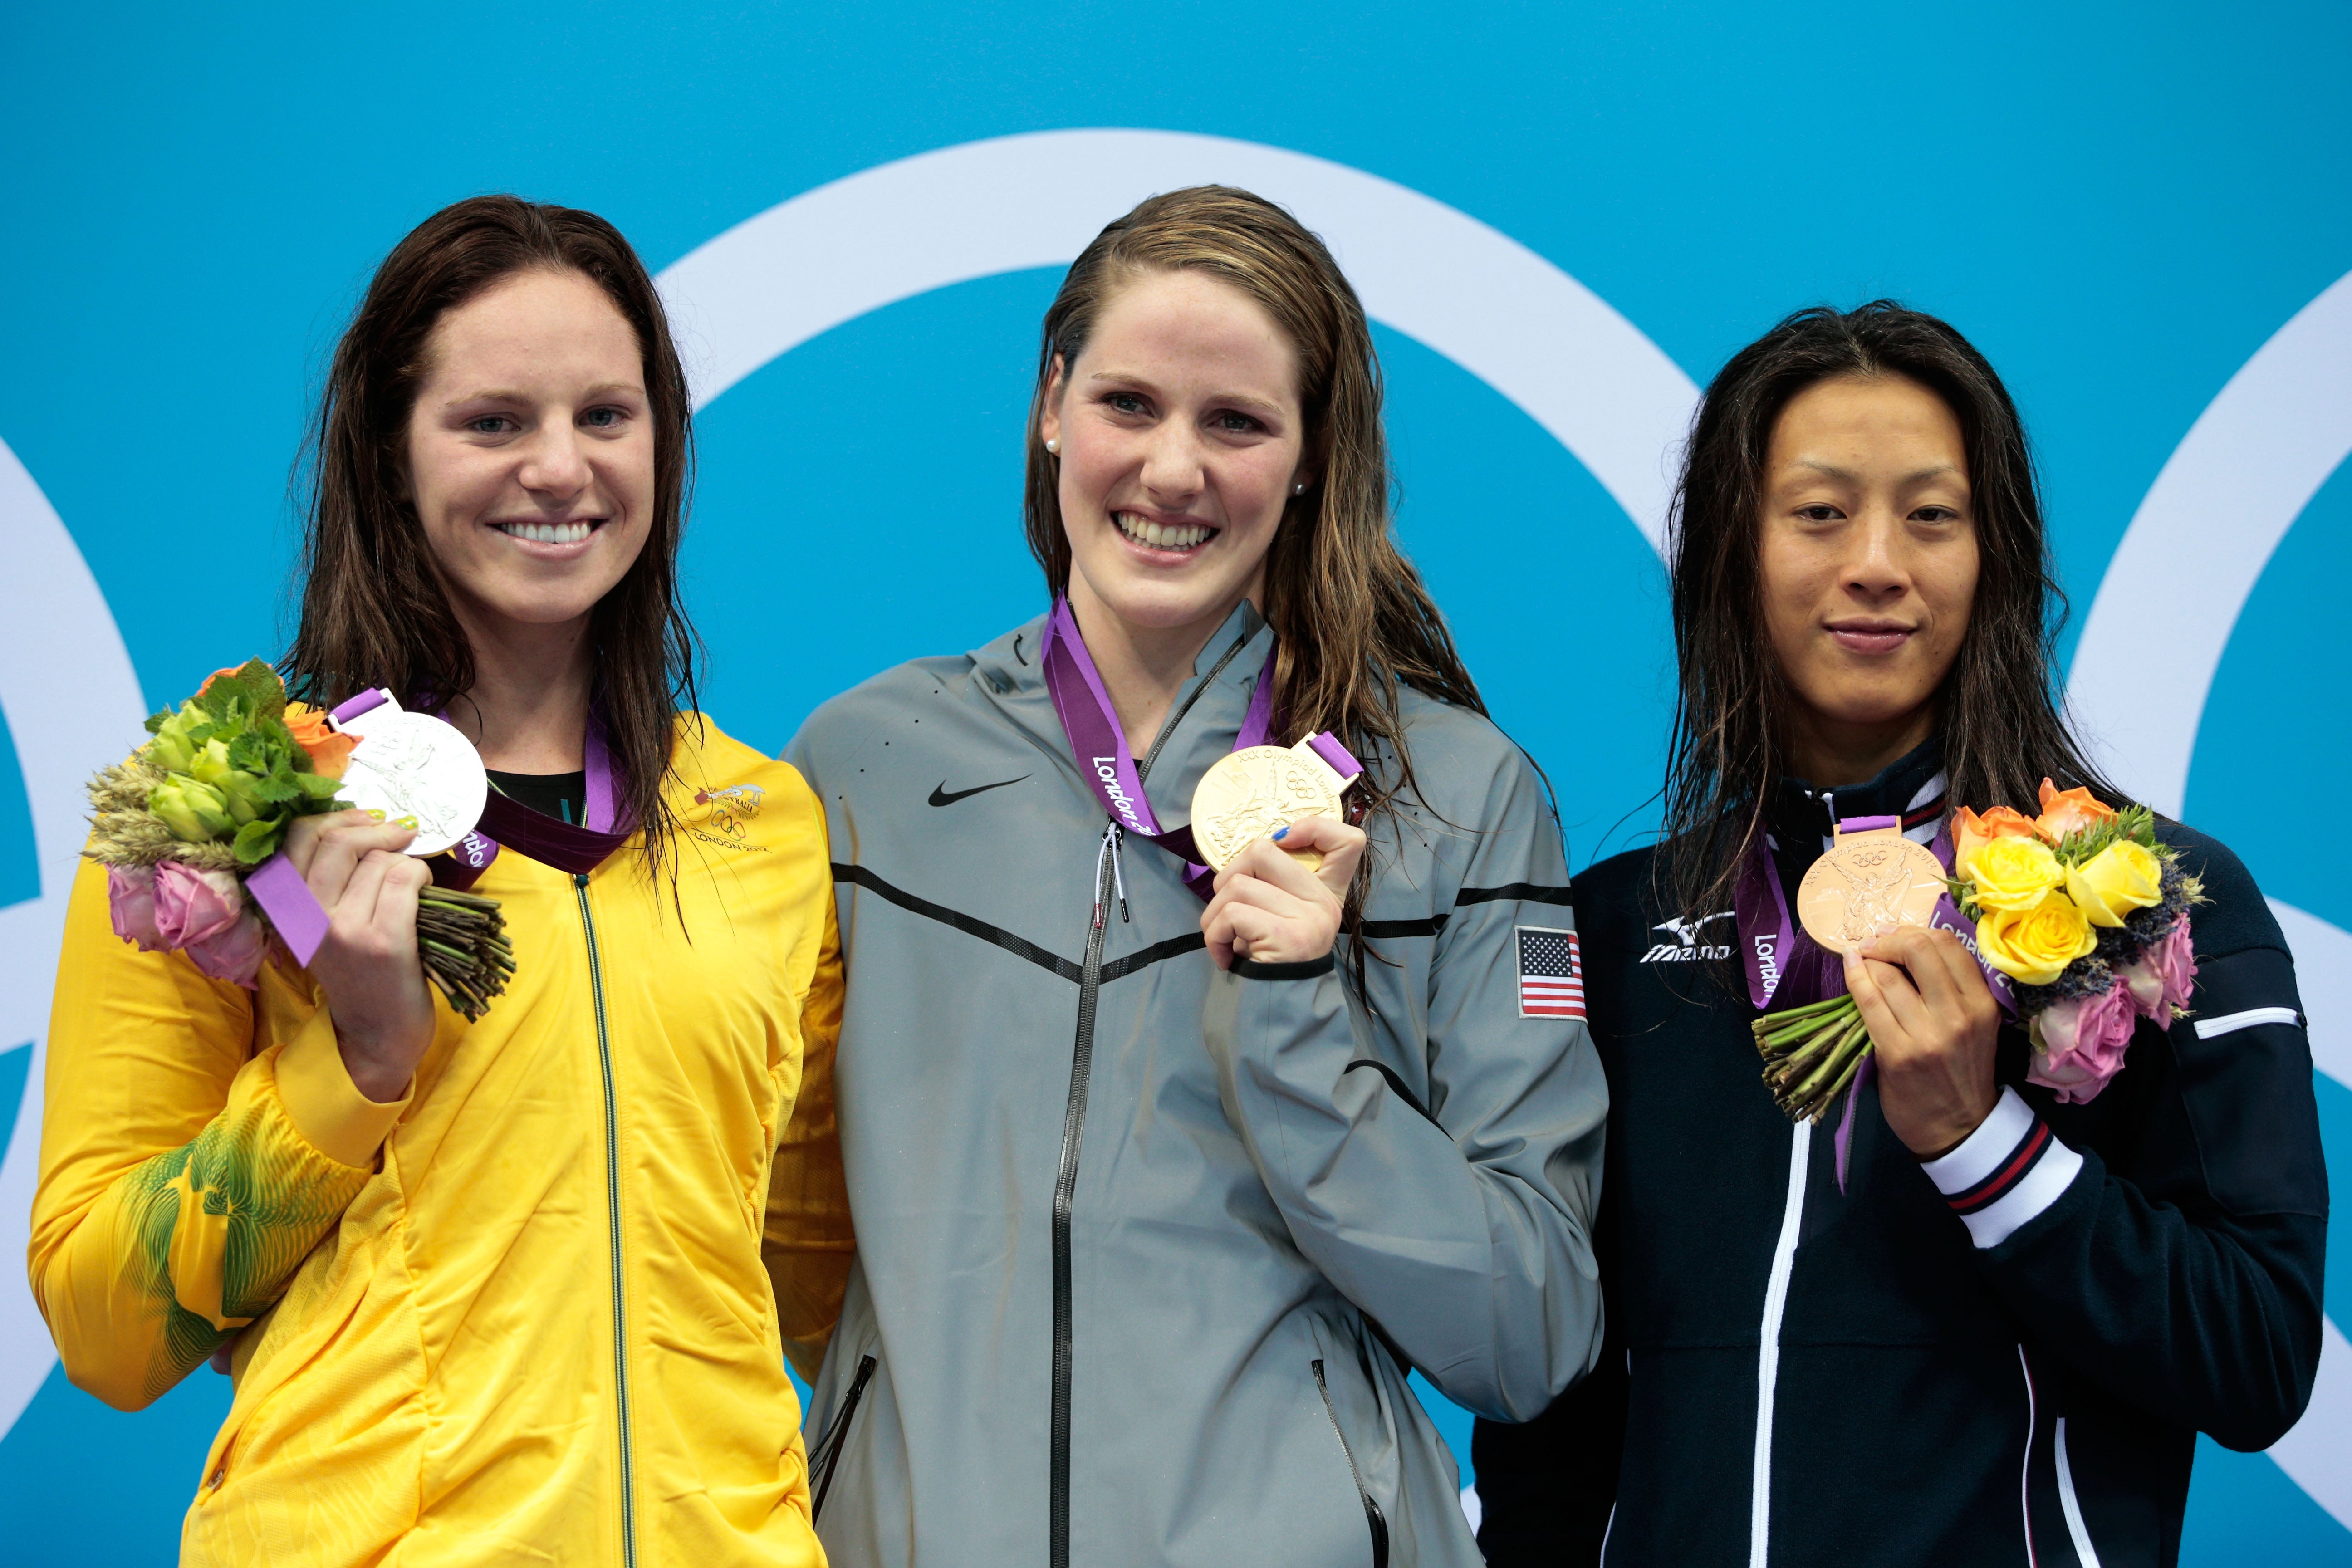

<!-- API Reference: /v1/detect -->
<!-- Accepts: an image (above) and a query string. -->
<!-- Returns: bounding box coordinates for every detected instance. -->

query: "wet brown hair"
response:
[1660,300,2117,927]
[282,194,701,881]
[1023,185,1484,851]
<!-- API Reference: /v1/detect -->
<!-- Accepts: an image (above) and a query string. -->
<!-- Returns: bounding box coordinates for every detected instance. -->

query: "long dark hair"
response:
[1660,300,2117,925]
[282,195,701,880]
[1024,185,1484,841]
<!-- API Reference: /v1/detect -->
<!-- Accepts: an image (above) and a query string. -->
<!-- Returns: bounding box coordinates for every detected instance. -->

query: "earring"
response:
[1293,481,1307,496]
[1044,438,1060,456]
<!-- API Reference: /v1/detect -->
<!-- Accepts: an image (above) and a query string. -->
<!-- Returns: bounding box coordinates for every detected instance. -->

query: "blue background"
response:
[2,3,2347,1561]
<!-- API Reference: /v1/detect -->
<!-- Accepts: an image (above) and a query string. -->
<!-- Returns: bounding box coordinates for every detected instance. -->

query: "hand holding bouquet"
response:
[1755,781,2198,1120]
[84,660,513,1019]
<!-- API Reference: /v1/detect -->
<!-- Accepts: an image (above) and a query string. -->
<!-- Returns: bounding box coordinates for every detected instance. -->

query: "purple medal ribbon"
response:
[449,718,627,884]
[1040,598,1357,901]
[1735,807,2017,1189]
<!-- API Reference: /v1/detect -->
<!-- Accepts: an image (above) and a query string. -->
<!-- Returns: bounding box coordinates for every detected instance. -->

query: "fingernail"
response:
[1273,827,1289,841]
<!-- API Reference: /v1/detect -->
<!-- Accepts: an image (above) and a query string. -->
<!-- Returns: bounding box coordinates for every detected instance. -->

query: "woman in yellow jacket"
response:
[29,196,850,1566]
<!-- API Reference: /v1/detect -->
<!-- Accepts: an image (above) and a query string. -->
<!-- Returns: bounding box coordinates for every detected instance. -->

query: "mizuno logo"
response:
[929,775,1029,808]
[1642,910,1734,963]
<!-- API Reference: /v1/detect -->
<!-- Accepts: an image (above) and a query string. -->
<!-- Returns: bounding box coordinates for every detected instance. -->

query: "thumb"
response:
[1274,811,1365,898]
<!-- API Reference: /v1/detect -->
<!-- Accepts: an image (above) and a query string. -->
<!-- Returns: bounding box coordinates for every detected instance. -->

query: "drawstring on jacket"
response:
[1093,822,1131,929]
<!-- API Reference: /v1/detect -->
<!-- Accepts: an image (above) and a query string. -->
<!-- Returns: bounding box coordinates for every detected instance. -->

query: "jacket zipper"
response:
[1049,853,1109,1568]
[1312,1358,1391,1568]
[575,872,638,1568]
[810,1352,878,1524]
[1048,633,1251,1568]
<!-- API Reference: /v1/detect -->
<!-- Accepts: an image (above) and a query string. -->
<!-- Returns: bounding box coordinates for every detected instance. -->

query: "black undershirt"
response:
[486,769,589,826]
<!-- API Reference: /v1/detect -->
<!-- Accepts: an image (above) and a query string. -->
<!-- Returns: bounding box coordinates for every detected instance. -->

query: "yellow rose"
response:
[1977,890,2099,985]
[1952,804,2043,880]
[1968,833,2064,913]
[2065,841,2163,928]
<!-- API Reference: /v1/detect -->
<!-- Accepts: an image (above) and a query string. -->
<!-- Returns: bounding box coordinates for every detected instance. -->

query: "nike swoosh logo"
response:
[929,775,1029,808]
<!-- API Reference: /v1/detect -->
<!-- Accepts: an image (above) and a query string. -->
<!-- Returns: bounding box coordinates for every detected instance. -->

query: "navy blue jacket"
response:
[1474,750,2328,1567]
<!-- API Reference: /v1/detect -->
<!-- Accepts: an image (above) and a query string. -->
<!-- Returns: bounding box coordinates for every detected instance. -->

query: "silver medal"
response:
[334,697,490,856]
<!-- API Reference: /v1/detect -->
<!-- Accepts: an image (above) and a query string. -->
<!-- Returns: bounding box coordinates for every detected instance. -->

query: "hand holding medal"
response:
[1195,736,1367,968]
[1189,735,1362,875]
[84,661,513,1020]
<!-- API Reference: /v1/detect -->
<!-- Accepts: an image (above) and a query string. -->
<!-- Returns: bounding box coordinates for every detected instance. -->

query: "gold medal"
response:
[1190,739,1354,873]
[1796,824,1948,954]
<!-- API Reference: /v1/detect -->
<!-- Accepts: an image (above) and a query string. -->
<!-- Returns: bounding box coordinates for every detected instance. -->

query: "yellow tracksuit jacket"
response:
[29,717,851,1566]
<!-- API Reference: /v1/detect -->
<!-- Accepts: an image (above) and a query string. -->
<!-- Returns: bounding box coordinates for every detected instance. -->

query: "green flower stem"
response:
[1800,1035,1875,1123]
[1787,1019,1871,1121]
[1754,994,1859,1044]
[1752,994,1877,1123]
[1759,1016,1838,1050]
[1757,993,1855,1024]
[1784,1022,1862,1103]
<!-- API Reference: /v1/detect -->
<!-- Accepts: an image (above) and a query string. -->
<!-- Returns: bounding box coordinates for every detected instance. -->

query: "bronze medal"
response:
[1795,824,1947,954]
[1189,740,1350,873]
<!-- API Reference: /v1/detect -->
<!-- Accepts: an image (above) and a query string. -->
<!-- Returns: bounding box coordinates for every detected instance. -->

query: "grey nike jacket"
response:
[784,602,1607,1568]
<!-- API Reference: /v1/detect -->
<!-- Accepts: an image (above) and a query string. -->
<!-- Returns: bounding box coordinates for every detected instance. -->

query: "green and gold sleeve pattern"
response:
[110,1055,375,1405]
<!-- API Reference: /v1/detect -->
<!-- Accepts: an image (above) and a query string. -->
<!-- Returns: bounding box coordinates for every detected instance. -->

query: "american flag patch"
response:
[1517,926,1586,1019]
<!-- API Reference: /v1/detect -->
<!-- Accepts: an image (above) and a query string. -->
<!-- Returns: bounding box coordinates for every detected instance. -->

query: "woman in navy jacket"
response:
[1474,302,2327,1567]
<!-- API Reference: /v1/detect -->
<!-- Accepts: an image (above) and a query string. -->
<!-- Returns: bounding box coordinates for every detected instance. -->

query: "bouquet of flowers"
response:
[83,660,513,1019]
[1755,781,2199,1120]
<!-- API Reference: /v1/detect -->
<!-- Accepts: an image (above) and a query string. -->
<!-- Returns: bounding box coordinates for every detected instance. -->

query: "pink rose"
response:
[107,865,165,951]
[152,861,246,949]
[2118,913,2197,1021]
[2028,979,2140,1105]
[184,908,266,989]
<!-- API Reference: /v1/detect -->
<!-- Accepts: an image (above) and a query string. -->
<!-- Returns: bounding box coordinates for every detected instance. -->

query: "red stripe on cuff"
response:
[1949,1119,2051,1215]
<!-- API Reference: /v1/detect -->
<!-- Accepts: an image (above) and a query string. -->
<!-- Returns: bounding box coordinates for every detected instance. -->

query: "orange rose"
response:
[2036,778,2117,844]
[283,702,358,780]
[1953,803,2043,880]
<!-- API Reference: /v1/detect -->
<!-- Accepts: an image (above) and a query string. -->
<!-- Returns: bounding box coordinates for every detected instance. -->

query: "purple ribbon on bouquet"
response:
[1735,809,2016,1188]
[245,691,628,966]
[1039,598,1360,902]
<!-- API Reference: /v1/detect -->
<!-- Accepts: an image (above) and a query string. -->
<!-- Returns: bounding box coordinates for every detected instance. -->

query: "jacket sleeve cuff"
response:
[1230,953,1336,981]
[274,1009,409,1169]
[1920,1086,2083,1249]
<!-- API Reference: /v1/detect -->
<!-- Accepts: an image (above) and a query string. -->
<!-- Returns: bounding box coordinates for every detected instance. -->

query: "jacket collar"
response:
[1764,737,1948,855]
[967,599,1275,824]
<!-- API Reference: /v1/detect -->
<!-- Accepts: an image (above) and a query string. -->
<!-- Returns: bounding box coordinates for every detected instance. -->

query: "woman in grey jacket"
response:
[785,185,1606,1568]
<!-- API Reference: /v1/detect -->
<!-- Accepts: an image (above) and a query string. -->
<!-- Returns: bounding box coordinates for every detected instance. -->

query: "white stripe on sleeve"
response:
[1922,1087,2087,1250]
[2192,1006,2302,1039]
[1920,1086,2037,1193]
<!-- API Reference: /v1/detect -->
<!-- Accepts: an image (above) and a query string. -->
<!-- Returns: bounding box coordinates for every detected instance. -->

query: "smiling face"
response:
[1758,371,1980,782]
[1037,267,1310,651]
[404,268,655,643]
